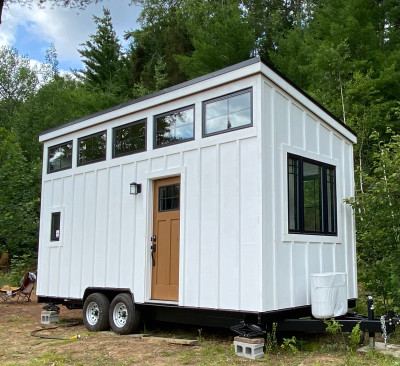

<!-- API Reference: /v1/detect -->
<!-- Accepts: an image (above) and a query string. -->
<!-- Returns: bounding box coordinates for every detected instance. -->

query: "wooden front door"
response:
[151,176,180,301]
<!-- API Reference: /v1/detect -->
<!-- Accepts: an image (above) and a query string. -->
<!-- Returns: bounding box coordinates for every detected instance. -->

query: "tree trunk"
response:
[0,252,9,270]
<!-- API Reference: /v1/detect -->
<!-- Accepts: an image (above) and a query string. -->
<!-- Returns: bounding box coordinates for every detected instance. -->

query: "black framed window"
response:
[203,88,252,136]
[50,212,61,241]
[78,131,107,166]
[288,154,337,235]
[113,119,146,158]
[154,106,194,148]
[48,141,73,173]
[159,184,180,212]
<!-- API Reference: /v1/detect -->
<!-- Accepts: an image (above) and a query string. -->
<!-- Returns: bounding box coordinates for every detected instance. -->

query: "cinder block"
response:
[41,310,59,324]
[234,336,264,360]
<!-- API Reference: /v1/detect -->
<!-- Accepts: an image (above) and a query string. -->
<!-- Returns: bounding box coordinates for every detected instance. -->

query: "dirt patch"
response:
[0,295,397,365]
[0,295,199,365]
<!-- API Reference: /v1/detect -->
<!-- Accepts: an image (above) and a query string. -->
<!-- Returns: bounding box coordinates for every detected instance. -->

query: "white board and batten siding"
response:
[37,58,357,314]
[260,62,357,312]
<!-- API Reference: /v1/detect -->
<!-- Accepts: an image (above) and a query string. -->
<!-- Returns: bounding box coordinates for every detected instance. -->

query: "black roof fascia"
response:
[39,56,356,139]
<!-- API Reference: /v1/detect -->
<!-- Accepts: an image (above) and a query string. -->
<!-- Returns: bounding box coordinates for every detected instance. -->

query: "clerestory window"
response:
[154,106,194,148]
[48,141,72,173]
[113,119,146,158]
[78,131,107,166]
[203,88,252,137]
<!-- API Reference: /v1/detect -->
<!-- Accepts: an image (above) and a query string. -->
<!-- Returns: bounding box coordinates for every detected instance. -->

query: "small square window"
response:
[78,131,107,166]
[50,212,61,241]
[158,184,180,212]
[48,141,73,173]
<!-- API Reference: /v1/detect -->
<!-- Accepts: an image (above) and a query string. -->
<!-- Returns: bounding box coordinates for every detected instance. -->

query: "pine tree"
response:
[175,0,254,79]
[77,7,124,95]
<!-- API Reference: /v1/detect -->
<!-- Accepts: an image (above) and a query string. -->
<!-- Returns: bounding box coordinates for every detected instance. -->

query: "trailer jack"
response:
[231,297,400,349]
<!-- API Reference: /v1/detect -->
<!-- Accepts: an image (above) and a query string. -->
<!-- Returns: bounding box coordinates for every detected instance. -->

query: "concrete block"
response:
[234,336,264,360]
[41,310,59,324]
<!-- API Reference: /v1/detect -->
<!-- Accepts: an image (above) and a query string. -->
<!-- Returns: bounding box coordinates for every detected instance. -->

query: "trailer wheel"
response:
[109,293,141,335]
[83,293,110,332]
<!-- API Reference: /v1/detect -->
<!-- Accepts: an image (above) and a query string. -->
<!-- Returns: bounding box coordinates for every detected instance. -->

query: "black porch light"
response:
[130,182,142,195]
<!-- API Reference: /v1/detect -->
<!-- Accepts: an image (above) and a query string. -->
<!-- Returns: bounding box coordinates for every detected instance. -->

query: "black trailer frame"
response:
[231,296,400,349]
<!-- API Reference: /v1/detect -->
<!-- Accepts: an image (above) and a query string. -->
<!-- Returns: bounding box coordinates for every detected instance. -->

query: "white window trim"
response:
[47,206,64,247]
[280,145,343,244]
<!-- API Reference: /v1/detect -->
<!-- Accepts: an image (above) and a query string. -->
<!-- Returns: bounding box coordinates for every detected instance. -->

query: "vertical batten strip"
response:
[180,151,186,306]
[237,139,242,309]
[56,180,64,298]
[216,143,221,309]
[104,168,111,286]
[91,173,98,286]
[117,164,124,286]
[67,176,76,298]
[78,174,87,297]
[47,180,54,296]
[131,162,137,294]
[197,149,202,307]
[271,87,277,310]
[302,109,306,152]
[305,241,310,304]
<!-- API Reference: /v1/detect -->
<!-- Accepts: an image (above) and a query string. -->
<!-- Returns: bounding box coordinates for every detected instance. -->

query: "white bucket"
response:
[310,272,348,319]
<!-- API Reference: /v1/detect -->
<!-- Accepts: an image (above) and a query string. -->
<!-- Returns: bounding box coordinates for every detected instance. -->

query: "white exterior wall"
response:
[37,74,264,312]
[260,70,357,312]
[37,59,357,314]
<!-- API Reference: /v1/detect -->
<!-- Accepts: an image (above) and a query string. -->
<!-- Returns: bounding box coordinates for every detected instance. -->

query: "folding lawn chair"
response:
[0,271,36,302]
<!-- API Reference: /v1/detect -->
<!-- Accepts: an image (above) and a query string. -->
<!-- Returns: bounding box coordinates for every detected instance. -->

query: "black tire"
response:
[109,293,141,335]
[83,293,110,332]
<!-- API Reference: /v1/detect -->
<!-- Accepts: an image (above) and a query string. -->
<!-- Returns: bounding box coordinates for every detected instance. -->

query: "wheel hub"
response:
[86,302,100,326]
[113,302,128,328]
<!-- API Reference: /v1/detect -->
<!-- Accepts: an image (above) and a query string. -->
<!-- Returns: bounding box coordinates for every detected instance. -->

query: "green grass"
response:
[6,316,33,323]
[3,352,77,366]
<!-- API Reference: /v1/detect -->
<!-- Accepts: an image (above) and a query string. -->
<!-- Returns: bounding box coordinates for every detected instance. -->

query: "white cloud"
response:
[0,0,141,71]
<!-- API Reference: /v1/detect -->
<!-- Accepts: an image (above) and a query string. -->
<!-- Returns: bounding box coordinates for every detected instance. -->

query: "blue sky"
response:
[0,0,141,71]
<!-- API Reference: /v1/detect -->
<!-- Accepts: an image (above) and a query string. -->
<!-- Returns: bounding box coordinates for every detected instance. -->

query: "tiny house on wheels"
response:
[37,57,358,334]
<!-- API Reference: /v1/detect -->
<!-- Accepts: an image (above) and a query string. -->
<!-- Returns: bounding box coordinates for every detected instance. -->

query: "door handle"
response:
[151,236,156,266]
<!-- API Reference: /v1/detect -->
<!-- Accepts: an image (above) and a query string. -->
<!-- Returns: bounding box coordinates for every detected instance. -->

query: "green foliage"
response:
[281,336,298,353]
[346,131,400,309]
[12,75,121,162]
[0,128,40,257]
[77,7,126,96]
[265,322,278,352]
[0,0,398,310]
[175,0,254,78]
[0,46,38,127]
[324,318,343,335]
[197,328,204,342]
[132,56,168,98]
[348,323,363,349]
[0,254,36,288]
[128,0,191,92]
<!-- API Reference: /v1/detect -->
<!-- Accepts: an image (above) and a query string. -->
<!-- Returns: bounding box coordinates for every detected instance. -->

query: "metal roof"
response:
[39,56,356,138]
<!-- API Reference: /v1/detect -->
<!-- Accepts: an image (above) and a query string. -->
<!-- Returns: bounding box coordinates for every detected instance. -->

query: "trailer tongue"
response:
[231,296,400,349]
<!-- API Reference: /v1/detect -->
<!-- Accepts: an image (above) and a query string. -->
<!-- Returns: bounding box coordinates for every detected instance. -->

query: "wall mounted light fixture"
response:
[130,182,142,195]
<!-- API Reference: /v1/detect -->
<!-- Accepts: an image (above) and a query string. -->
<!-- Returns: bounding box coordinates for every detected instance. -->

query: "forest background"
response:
[0,0,399,312]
